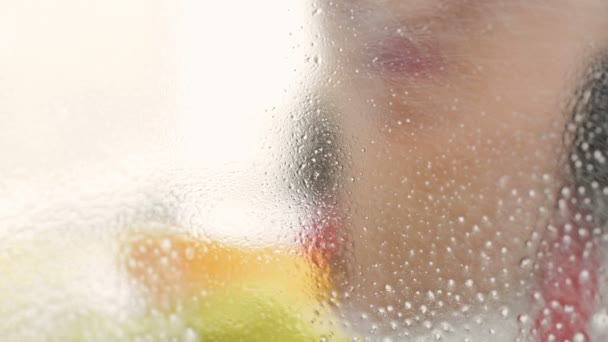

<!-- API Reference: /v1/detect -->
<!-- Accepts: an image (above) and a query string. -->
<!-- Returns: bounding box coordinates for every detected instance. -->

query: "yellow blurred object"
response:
[119,232,344,340]
[123,233,333,306]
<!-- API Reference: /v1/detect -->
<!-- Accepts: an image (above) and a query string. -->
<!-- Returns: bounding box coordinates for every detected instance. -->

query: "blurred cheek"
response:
[339,83,562,258]
[331,83,562,320]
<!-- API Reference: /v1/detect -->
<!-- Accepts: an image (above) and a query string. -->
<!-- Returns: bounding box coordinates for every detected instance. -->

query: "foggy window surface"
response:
[1,1,608,341]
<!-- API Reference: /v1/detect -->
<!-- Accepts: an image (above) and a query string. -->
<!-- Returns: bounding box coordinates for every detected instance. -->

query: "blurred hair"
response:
[566,53,608,220]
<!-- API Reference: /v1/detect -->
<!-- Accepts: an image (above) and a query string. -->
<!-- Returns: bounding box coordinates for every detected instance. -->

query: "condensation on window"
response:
[1,1,608,341]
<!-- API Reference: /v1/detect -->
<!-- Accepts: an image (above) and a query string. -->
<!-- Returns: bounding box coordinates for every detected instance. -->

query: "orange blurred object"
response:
[122,232,333,307]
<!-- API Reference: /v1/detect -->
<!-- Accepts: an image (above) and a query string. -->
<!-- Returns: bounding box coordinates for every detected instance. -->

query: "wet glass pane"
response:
[1,1,608,341]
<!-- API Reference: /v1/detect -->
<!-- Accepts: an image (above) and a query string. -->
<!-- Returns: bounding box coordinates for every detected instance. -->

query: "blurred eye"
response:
[369,35,443,77]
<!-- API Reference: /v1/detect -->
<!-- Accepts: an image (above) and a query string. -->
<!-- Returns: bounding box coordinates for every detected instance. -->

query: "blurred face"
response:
[316,0,608,332]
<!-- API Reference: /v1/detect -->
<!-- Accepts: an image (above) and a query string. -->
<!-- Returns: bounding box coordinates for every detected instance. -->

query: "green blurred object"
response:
[61,289,344,341]
[182,288,337,341]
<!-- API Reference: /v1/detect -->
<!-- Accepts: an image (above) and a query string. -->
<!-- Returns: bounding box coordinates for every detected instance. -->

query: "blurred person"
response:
[307,1,608,340]
[3,1,608,341]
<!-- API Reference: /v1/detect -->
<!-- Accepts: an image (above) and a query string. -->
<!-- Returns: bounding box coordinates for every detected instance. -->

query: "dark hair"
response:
[567,54,608,219]
[534,57,608,341]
